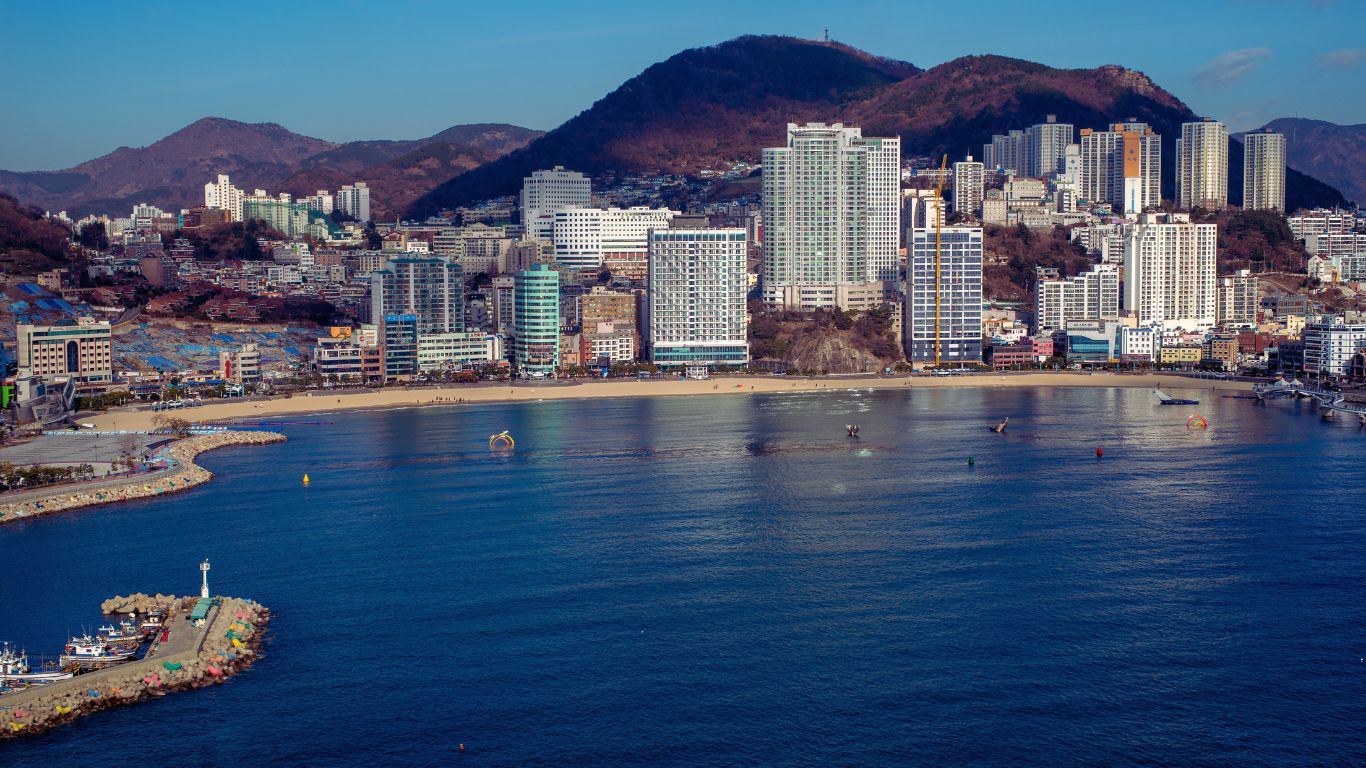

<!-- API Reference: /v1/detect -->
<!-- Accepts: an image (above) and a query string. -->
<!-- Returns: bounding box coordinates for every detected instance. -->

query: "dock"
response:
[0,593,269,738]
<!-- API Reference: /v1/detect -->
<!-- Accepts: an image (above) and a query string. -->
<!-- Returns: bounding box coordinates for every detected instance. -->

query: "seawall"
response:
[0,430,286,524]
[0,593,270,738]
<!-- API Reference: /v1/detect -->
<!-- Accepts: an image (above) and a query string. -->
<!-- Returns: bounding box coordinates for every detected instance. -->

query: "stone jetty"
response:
[0,592,270,739]
[0,430,286,524]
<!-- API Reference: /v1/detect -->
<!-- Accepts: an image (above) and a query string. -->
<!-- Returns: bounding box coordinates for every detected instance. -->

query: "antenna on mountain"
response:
[823,27,830,43]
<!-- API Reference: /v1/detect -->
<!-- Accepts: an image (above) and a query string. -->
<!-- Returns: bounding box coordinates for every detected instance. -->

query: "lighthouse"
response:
[200,558,211,599]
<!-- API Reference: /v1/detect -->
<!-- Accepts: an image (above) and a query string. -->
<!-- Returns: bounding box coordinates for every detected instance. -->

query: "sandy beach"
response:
[85,373,1252,432]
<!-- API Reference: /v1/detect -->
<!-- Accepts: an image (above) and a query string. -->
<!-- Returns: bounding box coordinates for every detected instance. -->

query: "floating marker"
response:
[302,473,310,485]
[1096,447,1103,458]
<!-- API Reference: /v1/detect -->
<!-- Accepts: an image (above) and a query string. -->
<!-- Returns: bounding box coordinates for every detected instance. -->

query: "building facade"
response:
[370,257,464,335]
[1176,119,1229,211]
[336,183,371,223]
[953,156,985,216]
[551,206,677,272]
[1123,213,1218,330]
[218,344,261,385]
[513,263,560,375]
[1216,270,1259,326]
[521,167,591,242]
[1032,264,1120,334]
[905,227,984,364]
[1242,130,1286,213]
[1302,322,1366,377]
[761,123,901,306]
[16,320,114,388]
[647,227,749,367]
[1079,122,1161,214]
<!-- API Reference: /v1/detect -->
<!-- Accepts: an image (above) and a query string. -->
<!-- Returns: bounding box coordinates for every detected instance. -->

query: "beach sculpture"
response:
[489,431,515,450]
[1187,415,1209,430]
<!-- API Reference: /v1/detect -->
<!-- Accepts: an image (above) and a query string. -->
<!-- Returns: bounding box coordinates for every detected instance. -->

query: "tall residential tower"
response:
[1176,119,1229,211]
[1242,130,1286,212]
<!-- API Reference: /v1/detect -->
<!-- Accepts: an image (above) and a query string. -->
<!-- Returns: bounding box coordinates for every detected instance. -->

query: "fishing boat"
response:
[59,634,135,670]
[138,610,165,636]
[1,643,75,686]
[1153,388,1199,406]
[98,620,144,651]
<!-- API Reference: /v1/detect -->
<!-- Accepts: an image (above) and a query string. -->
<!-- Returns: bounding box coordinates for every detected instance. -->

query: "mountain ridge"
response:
[0,118,541,217]
[411,37,1349,215]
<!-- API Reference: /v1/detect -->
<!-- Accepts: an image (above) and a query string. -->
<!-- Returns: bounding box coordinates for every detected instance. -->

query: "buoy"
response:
[302,473,310,485]
[1096,447,1103,458]
[459,743,466,753]
[968,456,975,466]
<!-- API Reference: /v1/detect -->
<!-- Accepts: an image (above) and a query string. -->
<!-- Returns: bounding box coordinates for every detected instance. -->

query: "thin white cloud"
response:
[1316,48,1366,70]
[1192,47,1271,87]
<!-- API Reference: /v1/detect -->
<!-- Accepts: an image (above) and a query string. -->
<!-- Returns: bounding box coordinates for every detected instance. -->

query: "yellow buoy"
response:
[302,473,311,485]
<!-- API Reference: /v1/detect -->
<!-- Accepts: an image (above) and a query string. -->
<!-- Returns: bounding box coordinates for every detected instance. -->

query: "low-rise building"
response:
[16,319,114,389]
[218,344,262,385]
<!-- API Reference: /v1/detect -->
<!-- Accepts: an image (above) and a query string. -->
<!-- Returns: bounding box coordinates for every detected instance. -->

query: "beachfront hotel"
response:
[16,319,114,388]
[1033,264,1120,335]
[551,206,678,272]
[647,226,750,367]
[521,166,591,243]
[761,122,901,308]
[904,226,984,364]
[513,263,560,375]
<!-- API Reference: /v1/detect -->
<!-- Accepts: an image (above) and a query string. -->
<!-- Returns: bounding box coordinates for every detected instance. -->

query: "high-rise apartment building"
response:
[905,226,983,363]
[647,227,750,367]
[336,182,371,222]
[521,166,591,242]
[490,275,516,334]
[513,263,560,375]
[1122,212,1218,330]
[16,319,113,387]
[551,207,677,272]
[1032,264,1120,334]
[204,174,244,222]
[1216,270,1259,326]
[1176,119,1229,210]
[1026,116,1076,178]
[982,117,1075,177]
[1079,122,1161,214]
[1303,322,1366,377]
[761,123,901,307]
[370,256,464,335]
[1242,130,1286,212]
[953,156,985,216]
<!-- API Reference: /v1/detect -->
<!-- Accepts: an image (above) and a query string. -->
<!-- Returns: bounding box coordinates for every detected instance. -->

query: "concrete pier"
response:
[0,593,270,738]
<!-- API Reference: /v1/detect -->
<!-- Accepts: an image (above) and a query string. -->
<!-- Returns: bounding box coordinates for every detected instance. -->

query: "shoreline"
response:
[85,372,1253,432]
[0,593,269,739]
[0,431,286,525]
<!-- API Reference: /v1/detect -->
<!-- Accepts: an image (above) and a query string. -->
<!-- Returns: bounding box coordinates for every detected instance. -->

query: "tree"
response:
[76,220,108,251]
[152,415,192,437]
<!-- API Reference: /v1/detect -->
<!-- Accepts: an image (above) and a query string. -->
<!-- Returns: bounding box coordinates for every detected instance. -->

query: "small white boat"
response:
[138,610,165,635]
[98,620,143,651]
[59,634,135,669]
[0,642,74,686]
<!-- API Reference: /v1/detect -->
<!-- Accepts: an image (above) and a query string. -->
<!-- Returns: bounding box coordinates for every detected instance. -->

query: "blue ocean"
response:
[3,386,1365,766]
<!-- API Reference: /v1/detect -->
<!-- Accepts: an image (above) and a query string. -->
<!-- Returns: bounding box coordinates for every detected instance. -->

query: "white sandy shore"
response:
[85,373,1251,432]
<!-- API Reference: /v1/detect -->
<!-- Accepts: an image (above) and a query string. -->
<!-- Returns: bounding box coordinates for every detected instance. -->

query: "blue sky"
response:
[2,0,1363,170]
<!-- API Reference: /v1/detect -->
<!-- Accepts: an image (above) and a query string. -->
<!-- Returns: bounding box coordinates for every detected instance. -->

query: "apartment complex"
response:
[370,256,464,335]
[1032,264,1120,334]
[1242,130,1286,213]
[761,122,901,306]
[647,227,750,367]
[1079,121,1161,214]
[953,156,985,216]
[1216,270,1260,326]
[1122,213,1218,330]
[336,183,371,223]
[1176,119,1229,210]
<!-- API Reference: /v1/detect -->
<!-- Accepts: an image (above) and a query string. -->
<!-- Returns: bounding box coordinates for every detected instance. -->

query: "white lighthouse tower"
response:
[200,559,211,599]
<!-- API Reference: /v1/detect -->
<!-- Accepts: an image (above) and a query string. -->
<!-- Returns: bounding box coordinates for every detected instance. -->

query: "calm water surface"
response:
[2,386,1365,766]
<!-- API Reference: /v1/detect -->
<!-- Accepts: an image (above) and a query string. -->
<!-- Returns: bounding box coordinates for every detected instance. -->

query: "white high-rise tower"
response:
[1242,130,1286,212]
[1177,119,1229,211]
[761,122,900,308]
[521,167,591,242]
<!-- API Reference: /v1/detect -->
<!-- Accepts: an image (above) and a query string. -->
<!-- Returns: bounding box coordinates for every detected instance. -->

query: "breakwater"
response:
[0,593,269,738]
[0,430,286,524]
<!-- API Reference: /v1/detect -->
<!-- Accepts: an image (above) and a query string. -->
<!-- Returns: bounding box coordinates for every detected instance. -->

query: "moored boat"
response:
[0,642,75,687]
[97,620,144,651]
[59,634,135,670]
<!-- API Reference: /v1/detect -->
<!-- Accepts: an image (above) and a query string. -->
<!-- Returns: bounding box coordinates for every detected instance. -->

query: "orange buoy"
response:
[1096,447,1103,458]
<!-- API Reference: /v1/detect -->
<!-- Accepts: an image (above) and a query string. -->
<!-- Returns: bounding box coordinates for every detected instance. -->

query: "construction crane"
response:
[933,154,948,368]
